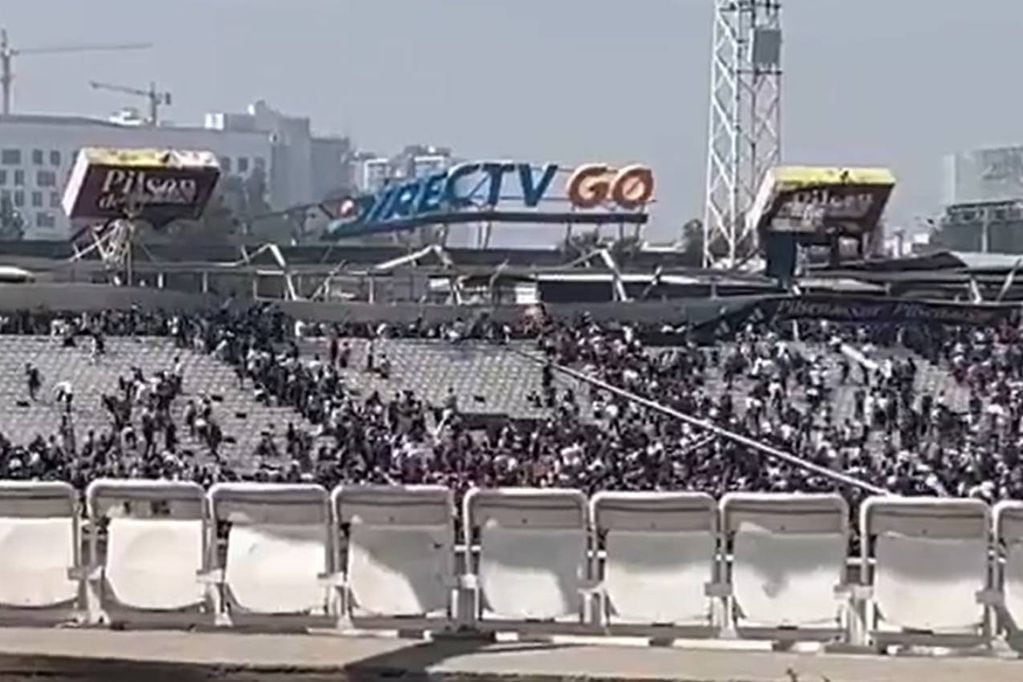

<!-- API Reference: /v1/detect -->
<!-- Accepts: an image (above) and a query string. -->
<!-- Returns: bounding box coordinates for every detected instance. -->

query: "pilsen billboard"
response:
[62,148,221,227]
[324,162,654,240]
[748,166,896,238]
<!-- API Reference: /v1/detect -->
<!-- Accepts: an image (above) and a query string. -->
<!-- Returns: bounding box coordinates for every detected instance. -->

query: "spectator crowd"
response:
[0,303,1022,523]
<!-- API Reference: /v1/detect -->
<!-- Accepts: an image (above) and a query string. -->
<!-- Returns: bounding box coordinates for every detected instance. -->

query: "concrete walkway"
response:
[0,628,1020,681]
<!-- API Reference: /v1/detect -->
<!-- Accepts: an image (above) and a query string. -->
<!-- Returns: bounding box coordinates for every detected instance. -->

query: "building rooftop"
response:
[0,113,124,128]
[0,112,270,137]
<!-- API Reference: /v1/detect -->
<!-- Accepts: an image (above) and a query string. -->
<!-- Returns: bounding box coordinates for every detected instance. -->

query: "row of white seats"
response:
[0,481,1021,651]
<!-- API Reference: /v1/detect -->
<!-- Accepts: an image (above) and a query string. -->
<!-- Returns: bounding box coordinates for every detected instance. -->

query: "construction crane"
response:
[0,28,152,116]
[89,81,171,126]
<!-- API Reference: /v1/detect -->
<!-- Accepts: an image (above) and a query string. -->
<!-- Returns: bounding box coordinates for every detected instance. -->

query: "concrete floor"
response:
[0,628,1020,682]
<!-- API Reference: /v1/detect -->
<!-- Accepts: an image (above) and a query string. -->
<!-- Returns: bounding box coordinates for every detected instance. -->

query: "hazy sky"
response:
[5,0,1022,239]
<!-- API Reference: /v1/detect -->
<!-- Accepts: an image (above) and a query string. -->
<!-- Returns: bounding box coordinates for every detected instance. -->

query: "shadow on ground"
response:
[0,639,580,682]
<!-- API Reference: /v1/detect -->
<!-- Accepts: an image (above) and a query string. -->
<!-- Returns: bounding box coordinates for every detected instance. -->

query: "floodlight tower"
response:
[703,0,782,267]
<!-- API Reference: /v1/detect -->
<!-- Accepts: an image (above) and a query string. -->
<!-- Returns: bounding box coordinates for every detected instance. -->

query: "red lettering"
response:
[567,164,654,210]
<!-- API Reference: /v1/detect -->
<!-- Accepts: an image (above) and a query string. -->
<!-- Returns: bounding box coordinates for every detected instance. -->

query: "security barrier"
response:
[2,481,1022,652]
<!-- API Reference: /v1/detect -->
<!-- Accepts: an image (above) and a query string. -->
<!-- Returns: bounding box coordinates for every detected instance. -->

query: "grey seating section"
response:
[0,336,316,467]
[299,338,589,420]
[701,340,969,427]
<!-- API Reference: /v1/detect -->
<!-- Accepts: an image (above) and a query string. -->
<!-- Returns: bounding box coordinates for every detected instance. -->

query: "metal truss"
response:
[703,0,782,268]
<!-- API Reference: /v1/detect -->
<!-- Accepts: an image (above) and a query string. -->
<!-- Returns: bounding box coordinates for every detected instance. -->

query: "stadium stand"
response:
[0,335,327,466]
[0,300,1021,654]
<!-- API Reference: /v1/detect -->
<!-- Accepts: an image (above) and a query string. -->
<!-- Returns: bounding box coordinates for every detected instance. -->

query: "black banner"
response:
[696,294,1020,338]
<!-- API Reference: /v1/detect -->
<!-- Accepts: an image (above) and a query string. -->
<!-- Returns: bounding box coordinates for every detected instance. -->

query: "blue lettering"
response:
[387,179,423,220]
[482,162,514,206]
[444,163,481,209]
[327,160,568,240]
[365,185,398,224]
[519,163,558,207]
[346,194,376,225]
[416,172,447,215]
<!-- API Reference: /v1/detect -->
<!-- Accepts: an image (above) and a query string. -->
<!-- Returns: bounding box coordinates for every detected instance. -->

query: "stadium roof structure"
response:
[810,250,1023,301]
[816,250,1023,274]
[4,235,1022,303]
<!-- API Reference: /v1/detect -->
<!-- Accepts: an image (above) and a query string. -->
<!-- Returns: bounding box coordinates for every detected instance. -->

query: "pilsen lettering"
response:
[774,299,886,320]
[98,169,199,207]
[778,189,876,220]
[890,302,1001,325]
[772,296,1016,327]
[695,295,1020,338]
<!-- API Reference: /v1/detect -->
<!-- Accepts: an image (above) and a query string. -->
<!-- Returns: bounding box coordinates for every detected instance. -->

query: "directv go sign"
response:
[326,161,654,239]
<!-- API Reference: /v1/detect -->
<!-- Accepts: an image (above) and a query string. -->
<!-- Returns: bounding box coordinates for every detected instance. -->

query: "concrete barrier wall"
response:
[0,284,221,313]
[0,283,758,327]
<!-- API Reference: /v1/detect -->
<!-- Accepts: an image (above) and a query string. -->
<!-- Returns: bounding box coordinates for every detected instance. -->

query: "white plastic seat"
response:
[721,493,849,642]
[591,491,718,635]
[0,481,80,622]
[333,485,456,628]
[209,483,333,624]
[105,517,204,610]
[464,488,591,630]
[86,479,210,626]
[860,497,993,649]
[991,501,1023,646]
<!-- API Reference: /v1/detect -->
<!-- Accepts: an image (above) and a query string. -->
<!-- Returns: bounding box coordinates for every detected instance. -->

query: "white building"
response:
[0,100,353,240]
[204,100,352,207]
[351,145,455,193]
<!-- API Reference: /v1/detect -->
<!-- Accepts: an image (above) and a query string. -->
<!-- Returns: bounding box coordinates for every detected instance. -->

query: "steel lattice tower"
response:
[703,0,782,267]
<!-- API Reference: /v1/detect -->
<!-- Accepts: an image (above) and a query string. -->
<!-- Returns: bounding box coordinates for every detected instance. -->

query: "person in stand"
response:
[53,380,73,414]
[171,356,184,394]
[328,335,339,368]
[164,419,178,453]
[25,363,41,402]
[90,332,104,364]
[140,406,156,457]
[183,399,197,438]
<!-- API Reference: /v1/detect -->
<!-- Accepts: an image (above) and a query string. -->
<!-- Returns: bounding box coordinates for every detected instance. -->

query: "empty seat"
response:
[591,491,718,635]
[333,485,456,627]
[721,493,849,642]
[464,488,590,628]
[209,483,333,623]
[860,497,993,649]
[0,481,80,623]
[85,479,210,626]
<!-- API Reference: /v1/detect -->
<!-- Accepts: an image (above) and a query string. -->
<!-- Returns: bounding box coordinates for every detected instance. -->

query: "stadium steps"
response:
[0,336,313,467]
[298,337,591,421]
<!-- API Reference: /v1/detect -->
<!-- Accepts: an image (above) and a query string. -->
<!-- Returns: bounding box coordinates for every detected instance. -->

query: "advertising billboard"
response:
[325,161,654,240]
[944,147,1023,206]
[62,148,221,226]
[748,166,895,237]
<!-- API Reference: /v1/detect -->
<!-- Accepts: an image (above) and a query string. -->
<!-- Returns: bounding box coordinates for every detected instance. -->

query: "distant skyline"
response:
[5,0,1023,239]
